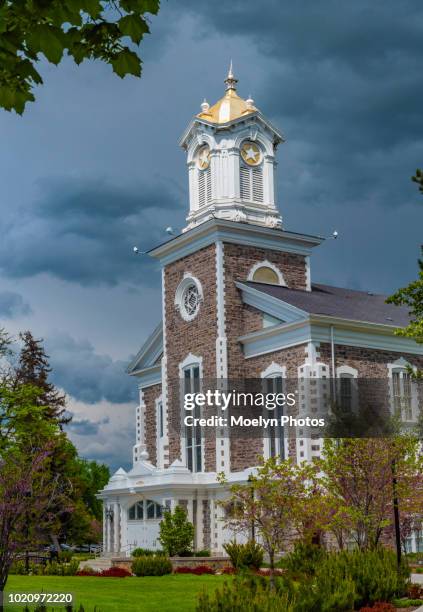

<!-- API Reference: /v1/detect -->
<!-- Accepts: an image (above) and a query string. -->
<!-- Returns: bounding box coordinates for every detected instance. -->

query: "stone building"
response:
[98,66,423,556]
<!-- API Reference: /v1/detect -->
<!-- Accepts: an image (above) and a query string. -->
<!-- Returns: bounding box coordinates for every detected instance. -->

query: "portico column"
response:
[102,505,107,553]
[113,502,120,554]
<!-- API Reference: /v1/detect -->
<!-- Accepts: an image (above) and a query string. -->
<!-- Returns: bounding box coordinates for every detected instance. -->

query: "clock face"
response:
[197,145,211,170]
[241,141,262,166]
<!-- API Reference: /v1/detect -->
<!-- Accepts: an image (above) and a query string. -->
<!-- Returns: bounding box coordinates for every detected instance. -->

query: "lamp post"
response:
[391,460,402,568]
[247,474,255,542]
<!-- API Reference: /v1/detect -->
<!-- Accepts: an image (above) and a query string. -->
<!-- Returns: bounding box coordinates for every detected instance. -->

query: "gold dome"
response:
[196,63,257,125]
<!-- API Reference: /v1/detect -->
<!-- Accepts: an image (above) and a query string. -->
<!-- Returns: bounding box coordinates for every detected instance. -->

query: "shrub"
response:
[132,555,172,576]
[194,550,211,557]
[159,505,194,556]
[9,560,27,574]
[100,566,132,577]
[283,541,327,577]
[407,583,423,599]
[196,575,294,612]
[175,565,215,575]
[305,548,409,610]
[58,550,73,563]
[359,604,395,612]
[223,540,264,570]
[131,547,163,557]
[77,567,98,576]
[221,566,237,575]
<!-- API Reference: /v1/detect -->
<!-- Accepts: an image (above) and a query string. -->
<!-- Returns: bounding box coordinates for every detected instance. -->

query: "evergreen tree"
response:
[15,331,68,424]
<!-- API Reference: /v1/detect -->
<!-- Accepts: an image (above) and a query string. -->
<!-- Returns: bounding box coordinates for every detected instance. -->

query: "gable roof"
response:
[127,322,163,375]
[243,282,410,328]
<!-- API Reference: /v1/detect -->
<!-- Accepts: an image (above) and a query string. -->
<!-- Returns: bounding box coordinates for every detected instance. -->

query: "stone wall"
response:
[164,244,218,470]
[143,384,162,466]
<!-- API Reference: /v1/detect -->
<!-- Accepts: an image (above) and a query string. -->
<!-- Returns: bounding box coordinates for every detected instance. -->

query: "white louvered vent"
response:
[240,164,264,203]
[198,167,212,207]
[252,167,263,202]
[206,166,212,203]
[240,165,251,199]
[198,170,206,207]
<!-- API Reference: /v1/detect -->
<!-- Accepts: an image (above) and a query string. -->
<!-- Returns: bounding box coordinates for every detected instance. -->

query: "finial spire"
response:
[224,60,238,91]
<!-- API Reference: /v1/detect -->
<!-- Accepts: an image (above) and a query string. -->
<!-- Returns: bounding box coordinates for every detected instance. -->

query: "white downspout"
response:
[330,325,336,400]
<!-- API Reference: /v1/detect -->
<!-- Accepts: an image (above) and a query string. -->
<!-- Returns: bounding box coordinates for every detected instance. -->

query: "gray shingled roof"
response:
[244,281,410,327]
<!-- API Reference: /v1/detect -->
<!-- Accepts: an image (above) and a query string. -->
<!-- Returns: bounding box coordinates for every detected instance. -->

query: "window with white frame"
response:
[388,360,416,422]
[261,364,286,460]
[336,366,358,412]
[392,369,412,421]
[183,363,203,472]
[128,499,162,521]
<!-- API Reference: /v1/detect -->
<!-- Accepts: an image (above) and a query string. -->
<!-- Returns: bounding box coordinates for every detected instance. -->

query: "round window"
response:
[182,283,201,319]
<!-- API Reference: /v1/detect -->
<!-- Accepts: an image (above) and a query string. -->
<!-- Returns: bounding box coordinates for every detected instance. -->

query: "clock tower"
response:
[180,64,284,231]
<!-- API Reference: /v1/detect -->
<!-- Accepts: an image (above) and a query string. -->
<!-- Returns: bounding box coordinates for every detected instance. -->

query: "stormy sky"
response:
[0,1,422,471]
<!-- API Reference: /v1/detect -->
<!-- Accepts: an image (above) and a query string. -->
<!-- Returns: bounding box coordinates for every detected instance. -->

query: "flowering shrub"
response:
[77,568,98,576]
[359,603,395,612]
[407,583,423,599]
[100,566,132,577]
[77,566,132,577]
[175,565,214,575]
[221,566,237,575]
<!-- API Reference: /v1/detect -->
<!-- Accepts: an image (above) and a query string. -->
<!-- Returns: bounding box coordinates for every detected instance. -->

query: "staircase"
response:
[79,554,114,572]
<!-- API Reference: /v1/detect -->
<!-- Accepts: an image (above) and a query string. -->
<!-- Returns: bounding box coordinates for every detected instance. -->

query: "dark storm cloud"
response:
[0,291,31,319]
[67,416,110,436]
[0,178,184,287]
[186,0,423,209]
[45,333,137,404]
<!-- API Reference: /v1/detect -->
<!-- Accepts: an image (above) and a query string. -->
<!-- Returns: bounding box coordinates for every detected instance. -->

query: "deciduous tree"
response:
[0,0,160,114]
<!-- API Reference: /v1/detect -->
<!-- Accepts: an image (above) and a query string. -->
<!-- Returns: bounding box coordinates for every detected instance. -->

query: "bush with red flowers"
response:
[77,566,132,577]
[407,584,423,600]
[359,603,395,612]
[100,566,132,577]
[76,567,98,576]
[221,566,237,575]
[174,565,215,575]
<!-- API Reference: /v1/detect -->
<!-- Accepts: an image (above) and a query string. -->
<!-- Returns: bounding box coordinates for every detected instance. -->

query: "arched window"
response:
[388,359,416,422]
[180,354,203,473]
[128,501,143,521]
[127,500,162,521]
[248,261,285,286]
[261,363,286,460]
[253,266,279,284]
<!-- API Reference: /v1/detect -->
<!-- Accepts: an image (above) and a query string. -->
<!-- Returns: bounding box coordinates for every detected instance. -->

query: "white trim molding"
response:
[336,365,358,378]
[387,358,419,423]
[178,353,204,375]
[247,260,286,286]
[174,273,204,322]
[260,361,286,378]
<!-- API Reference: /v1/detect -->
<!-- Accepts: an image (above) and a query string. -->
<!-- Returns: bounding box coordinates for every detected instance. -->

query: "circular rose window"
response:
[182,283,200,318]
[175,276,203,321]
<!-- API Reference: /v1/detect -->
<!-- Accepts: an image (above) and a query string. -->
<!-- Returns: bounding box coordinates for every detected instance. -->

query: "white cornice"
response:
[239,315,423,358]
[127,322,163,374]
[148,219,323,265]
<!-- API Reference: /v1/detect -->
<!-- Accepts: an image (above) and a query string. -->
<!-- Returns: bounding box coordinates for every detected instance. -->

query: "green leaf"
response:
[111,48,141,78]
[120,0,160,15]
[118,14,149,44]
[27,25,65,64]
[81,0,102,19]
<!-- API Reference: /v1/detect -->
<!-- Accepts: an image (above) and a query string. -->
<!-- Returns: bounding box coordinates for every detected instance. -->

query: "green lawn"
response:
[4,574,228,611]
